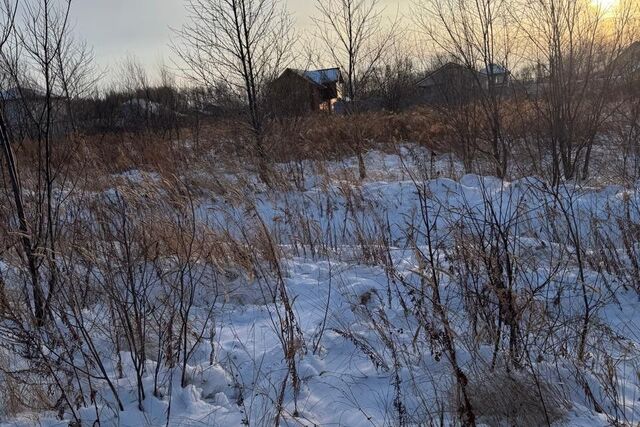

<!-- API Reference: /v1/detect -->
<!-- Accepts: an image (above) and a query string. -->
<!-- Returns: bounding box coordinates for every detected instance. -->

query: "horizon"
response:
[72,0,410,86]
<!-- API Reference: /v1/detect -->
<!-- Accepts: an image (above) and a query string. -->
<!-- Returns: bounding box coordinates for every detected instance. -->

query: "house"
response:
[607,41,640,97]
[0,86,51,139]
[417,62,512,105]
[268,67,344,115]
[614,41,640,75]
[479,63,510,89]
[417,62,481,105]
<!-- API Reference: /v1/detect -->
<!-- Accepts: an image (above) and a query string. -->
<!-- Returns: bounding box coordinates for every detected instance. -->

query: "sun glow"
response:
[591,0,617,12]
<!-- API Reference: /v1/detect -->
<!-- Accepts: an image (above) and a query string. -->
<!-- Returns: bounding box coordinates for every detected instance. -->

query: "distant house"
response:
[269,67,344,115]
[0,87,51,139]
[417,62,481,105]
[417,62,511,105]
[607,41,640,97]
[615,41,640,75]
[479,63,510,89]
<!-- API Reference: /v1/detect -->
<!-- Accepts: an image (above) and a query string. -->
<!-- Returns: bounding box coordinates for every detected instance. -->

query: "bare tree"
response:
[514,0,637,182]
[0,0,44,322]
[414,0,514,178]
[366,38,419,111]
[312,0,396,102]
[0,0,82,324]
[174,0,295,176]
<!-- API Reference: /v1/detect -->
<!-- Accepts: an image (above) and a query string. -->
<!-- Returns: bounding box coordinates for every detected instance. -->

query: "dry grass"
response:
[458,369,568,427]
[4,109,461,202]
[264,107,453,163]
[6,107,475,197]
[0,350,57,418]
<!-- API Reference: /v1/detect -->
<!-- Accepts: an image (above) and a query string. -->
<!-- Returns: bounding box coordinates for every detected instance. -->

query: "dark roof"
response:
[0,87,45,101]
[301,68,342,85]
[479,63,509,76]
[417,63,478,88]
[616,41,640,70]
[282,67,343,88]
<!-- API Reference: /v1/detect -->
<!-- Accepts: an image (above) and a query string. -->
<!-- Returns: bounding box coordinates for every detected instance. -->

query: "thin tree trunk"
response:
[0,110,46,323]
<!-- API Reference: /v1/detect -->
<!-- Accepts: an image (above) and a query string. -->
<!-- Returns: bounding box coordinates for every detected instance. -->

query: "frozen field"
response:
[2,147,640,426]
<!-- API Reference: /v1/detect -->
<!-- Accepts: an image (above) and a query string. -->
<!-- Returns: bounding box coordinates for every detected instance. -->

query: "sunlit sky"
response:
[71,0,409,84]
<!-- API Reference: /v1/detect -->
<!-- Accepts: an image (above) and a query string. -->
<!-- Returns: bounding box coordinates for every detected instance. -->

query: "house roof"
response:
[0,86,45,101]
[417,62,478,88]
[286,67,343,87]
[616,41,640,70]
[479,63,509,76]
[302,68,342,85]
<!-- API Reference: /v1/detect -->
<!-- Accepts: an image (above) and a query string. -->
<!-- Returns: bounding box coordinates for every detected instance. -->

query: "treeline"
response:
[1,0,638,183]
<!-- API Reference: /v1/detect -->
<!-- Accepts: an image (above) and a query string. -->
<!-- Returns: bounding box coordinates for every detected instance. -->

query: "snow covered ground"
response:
[1,147,640,426]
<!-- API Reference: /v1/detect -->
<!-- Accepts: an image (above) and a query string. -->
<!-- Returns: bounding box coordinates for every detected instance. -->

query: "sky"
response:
[70,0,407,84]
[71,0,190,81]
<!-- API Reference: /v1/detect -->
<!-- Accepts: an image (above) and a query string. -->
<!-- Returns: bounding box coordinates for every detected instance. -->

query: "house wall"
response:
[268,71,322,116]
[419,72,481,105]
[419,65,516,106]
[2,98,69,140]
